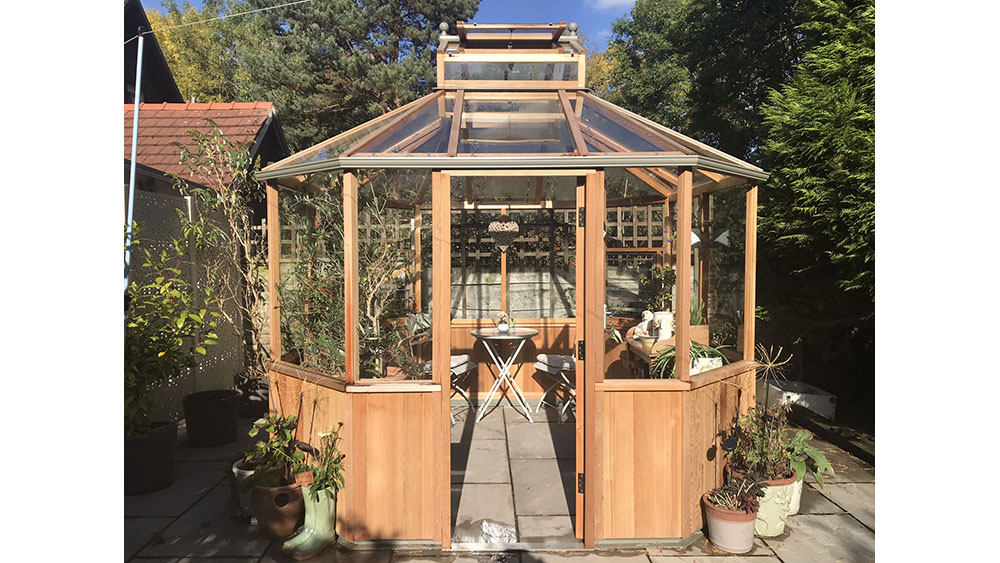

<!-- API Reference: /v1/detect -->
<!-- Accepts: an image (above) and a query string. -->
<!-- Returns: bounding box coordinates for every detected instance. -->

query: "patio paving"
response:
[126,414,875,562]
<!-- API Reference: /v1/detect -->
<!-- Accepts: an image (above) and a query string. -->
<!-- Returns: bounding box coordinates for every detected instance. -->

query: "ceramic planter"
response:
[702,494,757,554]
[284,488,338,560]
[183,389,241,447]
[788,477,804,515]
[755,472,797,536]
[497,321,510,333]
[125,421,177,495]
[251,483,305,539]
[231,460,256,517]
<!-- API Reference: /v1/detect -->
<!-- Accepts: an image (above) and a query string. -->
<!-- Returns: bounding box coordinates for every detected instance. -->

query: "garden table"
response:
[472,327,539,422]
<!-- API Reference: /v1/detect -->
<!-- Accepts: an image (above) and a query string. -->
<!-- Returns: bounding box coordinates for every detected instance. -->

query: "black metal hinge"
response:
[578,473,585,494]
[577,340,585,360]
[578,208,585,227]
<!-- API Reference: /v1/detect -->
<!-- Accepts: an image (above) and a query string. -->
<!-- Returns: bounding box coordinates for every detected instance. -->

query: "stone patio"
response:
[126,407,875,562]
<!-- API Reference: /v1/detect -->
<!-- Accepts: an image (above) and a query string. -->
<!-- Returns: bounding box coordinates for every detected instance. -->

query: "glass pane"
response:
[458,96,576,154]
[450,207,502,319]
[353,99,452,155]
[506,209,576,319]
[444,62,578,81]
[355,169,431,380]
[276,173,346,377]
[579,98,685,154]
[700,186,747,376]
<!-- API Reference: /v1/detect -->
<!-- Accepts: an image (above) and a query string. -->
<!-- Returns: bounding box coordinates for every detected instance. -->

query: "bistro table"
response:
[472,327,539,422]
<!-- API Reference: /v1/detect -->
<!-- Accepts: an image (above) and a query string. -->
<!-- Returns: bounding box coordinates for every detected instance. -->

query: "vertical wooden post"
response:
[414,205,422,313]
[700,193,712,319]
[663,200,673,272]
[574,176,586,538]
[266,182,281,362]
[675,168,693,381]
[432,171,452,548]
[584,170,605,548]
[743,186,758,362]
[343,171,359,384]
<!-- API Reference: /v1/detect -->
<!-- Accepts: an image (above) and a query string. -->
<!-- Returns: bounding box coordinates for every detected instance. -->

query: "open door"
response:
[574,176,586,538]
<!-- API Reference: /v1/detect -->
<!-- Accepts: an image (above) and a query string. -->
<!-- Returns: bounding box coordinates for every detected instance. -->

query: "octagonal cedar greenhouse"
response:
[258,22,768,550]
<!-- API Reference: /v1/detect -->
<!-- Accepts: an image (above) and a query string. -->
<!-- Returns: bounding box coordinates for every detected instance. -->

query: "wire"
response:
[124,0,313,45]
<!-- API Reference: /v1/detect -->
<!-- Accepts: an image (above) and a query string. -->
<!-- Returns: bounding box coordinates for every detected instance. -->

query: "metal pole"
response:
[125,28,145,299]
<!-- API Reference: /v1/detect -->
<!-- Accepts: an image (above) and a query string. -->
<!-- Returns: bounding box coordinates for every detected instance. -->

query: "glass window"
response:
[579,97,686,154]
[457,96,576,155]
[444,62,578,82]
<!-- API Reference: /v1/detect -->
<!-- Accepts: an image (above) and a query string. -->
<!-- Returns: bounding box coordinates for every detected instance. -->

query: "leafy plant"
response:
[690,296,706,325]
[244,414,308,488]
[125,224,220,437]
[639,266,676,311]
[650,340,728,379]
[710,321,737,347]
[729,403,793,481]
[298,423,347,502]
[784,430,835,487]
[707,477,767,514]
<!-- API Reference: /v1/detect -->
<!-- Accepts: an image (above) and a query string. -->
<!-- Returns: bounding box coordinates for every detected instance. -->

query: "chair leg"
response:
[535,375,562,413]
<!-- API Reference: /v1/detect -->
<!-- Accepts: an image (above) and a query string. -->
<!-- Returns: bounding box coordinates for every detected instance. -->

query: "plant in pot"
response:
[244,414,309,539]
[125,227,220,495]
[702,477,767,554]
[650,340,728,379]
[283,423,346,560]
[784,429,835,515]
[728,403,797,537]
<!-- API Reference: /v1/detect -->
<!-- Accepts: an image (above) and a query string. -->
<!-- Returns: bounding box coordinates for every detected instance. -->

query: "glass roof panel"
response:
[458,95,577,155]
[579,97,687,155]
[351,97,452,155]
[456,175,578,204]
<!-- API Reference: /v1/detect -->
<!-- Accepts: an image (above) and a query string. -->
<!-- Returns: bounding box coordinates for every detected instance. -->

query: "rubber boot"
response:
[282,489,337,560]
[280,486,314,553]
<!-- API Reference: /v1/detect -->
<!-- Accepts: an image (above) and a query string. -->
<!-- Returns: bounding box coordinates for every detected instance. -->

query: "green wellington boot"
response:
[282,489,337,560]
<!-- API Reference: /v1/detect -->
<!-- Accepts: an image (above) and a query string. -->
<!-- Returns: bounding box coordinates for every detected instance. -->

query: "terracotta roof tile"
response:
[124,102,274,184]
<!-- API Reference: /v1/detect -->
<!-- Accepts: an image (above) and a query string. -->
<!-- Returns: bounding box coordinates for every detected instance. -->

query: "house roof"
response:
[124,102,278,185]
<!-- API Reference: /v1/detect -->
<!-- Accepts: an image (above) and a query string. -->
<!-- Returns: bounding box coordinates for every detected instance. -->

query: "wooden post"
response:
[675,168,693,381]
[584,170,606,548]
[500,207,508,313]
[343,171,359,384]
[266,182,281,362]
[431,171,452,548]
[414,206,422,313]
[743,186,758,362]
[574,176,586,538]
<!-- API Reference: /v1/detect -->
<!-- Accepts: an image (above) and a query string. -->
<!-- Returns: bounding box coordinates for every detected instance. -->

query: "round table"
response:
[471,327,539,422]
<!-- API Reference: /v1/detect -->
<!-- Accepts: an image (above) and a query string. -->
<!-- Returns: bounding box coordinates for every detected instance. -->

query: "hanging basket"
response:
[488,221,519,252]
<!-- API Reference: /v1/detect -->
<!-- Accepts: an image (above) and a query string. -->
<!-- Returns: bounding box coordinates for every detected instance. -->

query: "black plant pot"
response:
[234,372,269,418]
[183,389,241,447]
[125,421,177,495]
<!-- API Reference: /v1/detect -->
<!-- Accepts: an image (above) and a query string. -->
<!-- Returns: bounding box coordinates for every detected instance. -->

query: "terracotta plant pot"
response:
[702,494,757,554]
[755,472,798,537]
[183,389,241,447]
[251,483,305,539]
[125,421,177,495]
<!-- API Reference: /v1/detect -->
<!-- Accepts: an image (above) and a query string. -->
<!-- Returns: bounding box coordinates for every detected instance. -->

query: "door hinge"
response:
[578,208,585,227]
[577,340,585,361]
[578,473,585,494]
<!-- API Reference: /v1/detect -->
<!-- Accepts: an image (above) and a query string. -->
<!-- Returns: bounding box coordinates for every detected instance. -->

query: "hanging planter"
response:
[488,221,519,252]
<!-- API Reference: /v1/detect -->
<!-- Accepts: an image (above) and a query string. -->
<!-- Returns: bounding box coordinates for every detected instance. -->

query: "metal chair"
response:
[533,354,576,421]
[422,355,477,423]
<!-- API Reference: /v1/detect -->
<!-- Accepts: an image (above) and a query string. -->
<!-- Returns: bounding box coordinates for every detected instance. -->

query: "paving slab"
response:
[131,558,258,562]
[125,461,228,517]
[649,557,780,563]
[507,424,575,460]
[126,517,174,559]
[453,555,523,563]
[453,440,512,485]
[653,537,773,558]
[520,551,648,562]
[510,459,575,517]
[452,410,508,443]
[260,543,392,563]
[517,515,578,542]
[762,514,874,563]
[504,406,575,425]
[452,484,517,538]
[136,484,271,558]
[803,438,874,484]
[796,483,844,514]
[813,483,875,530]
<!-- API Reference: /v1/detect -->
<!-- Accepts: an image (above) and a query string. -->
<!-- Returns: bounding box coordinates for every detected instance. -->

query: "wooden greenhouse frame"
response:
[257,23,768,550]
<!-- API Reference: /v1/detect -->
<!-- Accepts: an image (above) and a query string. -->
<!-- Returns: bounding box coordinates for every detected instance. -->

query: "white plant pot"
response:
[232,460,256,517]
[692,357,723,375]
[652,311,674,341]
[756,379,837,420]
[755,473,797,537]
[788,478,804,516]
[497,322,510,334]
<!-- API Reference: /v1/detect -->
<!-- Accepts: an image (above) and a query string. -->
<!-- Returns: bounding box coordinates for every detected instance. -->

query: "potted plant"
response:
[125,229,219,495]
[650,340,728,379]
[784,429,835,515]
[283,423,346,560]
[244,414,309,539]
[728,403,797,537]
[183,388,241,447]
[702,477,767,554]
[495,311,514,334]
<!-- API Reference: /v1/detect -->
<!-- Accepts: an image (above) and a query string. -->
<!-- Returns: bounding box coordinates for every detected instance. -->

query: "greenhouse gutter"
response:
[257,155,769,182]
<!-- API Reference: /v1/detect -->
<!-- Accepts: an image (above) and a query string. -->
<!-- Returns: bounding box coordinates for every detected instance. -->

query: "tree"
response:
[239,0,480,150]
[146,1,259,103]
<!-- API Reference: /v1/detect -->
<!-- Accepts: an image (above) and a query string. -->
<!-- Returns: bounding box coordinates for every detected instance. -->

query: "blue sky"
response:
[143,0,635,50]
